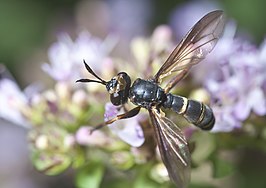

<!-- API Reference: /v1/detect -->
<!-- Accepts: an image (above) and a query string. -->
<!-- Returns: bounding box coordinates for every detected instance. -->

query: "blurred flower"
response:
[108,0,153,39]
[42,31,116,82]
[0,78,29,128]
[75,126,111,147]
[150,25,173,53]
[104,102,145,147]
[205,35,266,132]
[24,80,94,175]
[169,1,266,133]
[26,82,90,131]
[150,163,170,183]
[129,25,173,78]
[28,124,81,175]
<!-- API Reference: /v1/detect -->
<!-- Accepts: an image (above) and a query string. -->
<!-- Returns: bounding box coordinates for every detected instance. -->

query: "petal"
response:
[248,88,266,115]
[211,107,241,132]
[104,102,119,121]
[0,79,29,128]
[43,31,113,82]
[104,103,144,147]
[233,100,251,121]
[76,126,107,146]
[108,116,145,147]
[259,38,266,61]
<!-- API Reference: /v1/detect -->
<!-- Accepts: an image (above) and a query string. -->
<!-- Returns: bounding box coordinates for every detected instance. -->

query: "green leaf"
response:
[71,146,86,169]
[133,163,161,188]
[110,151,134,170]
[191,132,215,165]
[189,183,216,188]
[211,156,235,178]
[102,177,131,188]
[75,161,105,188]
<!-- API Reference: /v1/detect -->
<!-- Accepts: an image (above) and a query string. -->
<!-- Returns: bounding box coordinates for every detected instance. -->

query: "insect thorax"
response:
[129,78,166,108]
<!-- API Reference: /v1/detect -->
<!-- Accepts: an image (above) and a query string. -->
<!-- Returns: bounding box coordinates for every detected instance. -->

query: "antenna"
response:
[76,60,107,85]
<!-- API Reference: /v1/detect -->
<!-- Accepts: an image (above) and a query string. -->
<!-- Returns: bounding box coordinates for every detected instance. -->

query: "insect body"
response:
[129,78,215,130]
[77,10,225,188]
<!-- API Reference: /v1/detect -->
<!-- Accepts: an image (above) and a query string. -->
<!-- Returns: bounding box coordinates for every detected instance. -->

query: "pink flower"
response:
[104,102,145,147]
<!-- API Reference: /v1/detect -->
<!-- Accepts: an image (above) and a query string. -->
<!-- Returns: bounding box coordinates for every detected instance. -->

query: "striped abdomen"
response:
[162,93,215,130]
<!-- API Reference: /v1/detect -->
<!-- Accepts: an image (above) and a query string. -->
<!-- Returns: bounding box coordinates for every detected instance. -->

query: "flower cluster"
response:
[204,27,266,132]
[0,28,174,183]
[0,32,120,176]
[169,1,266,133]
[42,31,116,82]
[1,6,266,187]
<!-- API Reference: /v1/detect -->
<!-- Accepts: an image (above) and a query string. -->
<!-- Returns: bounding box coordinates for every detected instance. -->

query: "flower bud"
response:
[28,125,74,175]
[150,163,170,183]
[55,82,71,101]
[151,25,172,53]
[189,88,211,104]
[35,134,48,150]
[72,89,88,108]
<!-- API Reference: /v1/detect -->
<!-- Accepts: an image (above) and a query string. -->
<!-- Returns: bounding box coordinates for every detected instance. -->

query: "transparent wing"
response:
[149,108,191,188]
[154,10,225,83]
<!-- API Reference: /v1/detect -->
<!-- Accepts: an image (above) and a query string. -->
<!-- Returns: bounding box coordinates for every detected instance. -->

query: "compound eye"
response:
[106,72,131,96]
[106,78,118,94]
[116,75,126,90]
[111,78,118,88]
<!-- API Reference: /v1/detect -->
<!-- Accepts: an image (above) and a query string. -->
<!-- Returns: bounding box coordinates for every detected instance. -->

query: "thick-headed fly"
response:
[77,10,225,188]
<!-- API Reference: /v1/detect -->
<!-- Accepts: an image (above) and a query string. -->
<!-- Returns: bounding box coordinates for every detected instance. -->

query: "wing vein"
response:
[154,10,225,86]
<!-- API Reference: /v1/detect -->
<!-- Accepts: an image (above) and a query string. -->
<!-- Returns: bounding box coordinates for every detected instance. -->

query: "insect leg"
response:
[90,106,141,133]
[121,104,129,112]
[164,68,189,93]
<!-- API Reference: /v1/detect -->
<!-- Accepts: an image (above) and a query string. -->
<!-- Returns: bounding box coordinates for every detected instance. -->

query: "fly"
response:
[77,10,225,188]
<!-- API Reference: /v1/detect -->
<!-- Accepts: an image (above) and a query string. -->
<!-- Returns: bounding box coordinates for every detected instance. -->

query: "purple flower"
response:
[104,102,145,147]
[170,0,266,132]
[205,36,266,132]
[42,31,116,82]
[211,106,242,132]
[0,78,29,128]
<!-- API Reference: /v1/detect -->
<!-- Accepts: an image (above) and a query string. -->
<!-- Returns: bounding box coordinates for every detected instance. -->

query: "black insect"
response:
[77,10,225,188]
